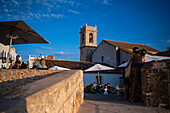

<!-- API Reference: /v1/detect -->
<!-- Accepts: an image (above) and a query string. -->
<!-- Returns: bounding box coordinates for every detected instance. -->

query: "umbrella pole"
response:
[6,37,13,69]
[98,71,100,84]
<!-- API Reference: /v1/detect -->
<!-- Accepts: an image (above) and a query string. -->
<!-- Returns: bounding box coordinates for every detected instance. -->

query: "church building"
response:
[80,24,160,67]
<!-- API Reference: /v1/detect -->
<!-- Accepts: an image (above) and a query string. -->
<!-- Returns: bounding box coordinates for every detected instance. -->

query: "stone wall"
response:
[141,60,170,108]
[0,69,60,98]
[0,70,84,113]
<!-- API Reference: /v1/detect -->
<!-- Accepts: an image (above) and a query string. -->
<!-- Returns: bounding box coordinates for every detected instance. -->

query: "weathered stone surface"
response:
[0,70,84,113]
[141,60,170,107]
[0,69,61,99]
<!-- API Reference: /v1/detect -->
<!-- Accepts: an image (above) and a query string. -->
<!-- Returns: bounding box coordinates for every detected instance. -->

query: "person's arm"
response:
[10,61,15,69]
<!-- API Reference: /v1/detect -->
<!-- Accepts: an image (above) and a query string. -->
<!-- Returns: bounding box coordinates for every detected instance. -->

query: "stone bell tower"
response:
[80,23,97,61]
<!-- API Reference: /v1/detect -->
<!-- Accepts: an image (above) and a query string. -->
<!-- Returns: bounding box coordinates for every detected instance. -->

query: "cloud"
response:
[56,0,67,4]
[53,52,79,60]
[42,1,54,8]
[56,14,64,18]
[35,13,41,19]
[68,1,76,5]
[42,14,50,18]
[24,0,32,5]
[13,15,19,19]
[6,14,11,17]
[34,49,79,60]
[93,0,111,5]
[103,0,108,4]
[1,0,5,3]
[41,46,52,49]
[68,10,80,14]
[12,0,19,5]
[4,9,8,13]
[143,43,153,46]
[0,0,100,22]
[162,40,170,44]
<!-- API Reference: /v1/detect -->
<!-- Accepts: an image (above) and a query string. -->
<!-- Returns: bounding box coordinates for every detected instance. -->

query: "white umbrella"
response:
[118,61,129,68]
[84,64,115,84]
[48,66,71,70]
[145,54,170,62]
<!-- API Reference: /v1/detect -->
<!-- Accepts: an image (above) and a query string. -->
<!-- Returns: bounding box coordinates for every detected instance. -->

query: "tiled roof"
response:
[35,59,116,70]
[44,59,96,70]
[103,39,160,54]
[155,51,170,57]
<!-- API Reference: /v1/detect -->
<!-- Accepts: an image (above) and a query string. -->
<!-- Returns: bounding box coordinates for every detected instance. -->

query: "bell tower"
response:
[80,23,97,61]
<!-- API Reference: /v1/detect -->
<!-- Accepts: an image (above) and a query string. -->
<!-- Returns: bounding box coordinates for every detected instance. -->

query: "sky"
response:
[0,0,170,62]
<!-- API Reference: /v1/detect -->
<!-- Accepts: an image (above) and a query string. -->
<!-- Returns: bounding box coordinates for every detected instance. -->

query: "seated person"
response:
[32,65,37,70]
[96,84,103,94]
[12,61,21,69]
[92,82,97,89]
[102,84,110,94]
[20,62,27,69]
[10,55,21,69]
[107,83,110,90]
[115,85,120,95]
[37,58,47,68]
[89,83,96,94]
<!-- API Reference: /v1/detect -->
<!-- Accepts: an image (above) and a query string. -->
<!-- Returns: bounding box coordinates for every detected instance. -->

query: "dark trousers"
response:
[129,67,141,102]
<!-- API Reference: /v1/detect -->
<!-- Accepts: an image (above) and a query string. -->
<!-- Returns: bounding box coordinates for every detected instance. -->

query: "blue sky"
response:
[0,0,170,61]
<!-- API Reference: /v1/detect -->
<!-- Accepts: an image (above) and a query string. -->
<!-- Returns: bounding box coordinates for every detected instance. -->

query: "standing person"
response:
[129,47,142,102]
[124,47,139,99]
[10,55,21,69]
[141,49,146,63]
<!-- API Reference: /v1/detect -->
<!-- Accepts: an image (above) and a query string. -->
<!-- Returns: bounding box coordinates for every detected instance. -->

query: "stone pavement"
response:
[77,94,170,113]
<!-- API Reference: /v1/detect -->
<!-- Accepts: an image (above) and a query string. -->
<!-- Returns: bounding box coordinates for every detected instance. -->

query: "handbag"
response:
[125,61,132,78]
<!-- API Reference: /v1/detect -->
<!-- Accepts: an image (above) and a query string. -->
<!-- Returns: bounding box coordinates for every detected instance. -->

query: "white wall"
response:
[120,50,131,64]
[92,41,117,67]
[83,73,123,87]
[0,43,17,68]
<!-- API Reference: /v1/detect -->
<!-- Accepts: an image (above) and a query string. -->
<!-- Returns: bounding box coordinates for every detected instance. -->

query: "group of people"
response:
[10,55,27,69]
[89,82,120,95]
[9,55,37,70]
[124,47,147,102]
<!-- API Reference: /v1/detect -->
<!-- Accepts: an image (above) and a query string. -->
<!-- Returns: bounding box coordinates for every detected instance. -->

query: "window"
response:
[116,48,120,66]
[2,51,6,63]
[96,76,103,84]
[101,56,104,62]
[81,50,83,55]
[82,33,85,44]
[2,50,4,58]
[9,54,12,63]
[89,33,93,43]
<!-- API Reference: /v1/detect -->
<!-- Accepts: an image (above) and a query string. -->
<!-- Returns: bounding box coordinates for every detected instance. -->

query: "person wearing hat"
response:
[10,55,21,69]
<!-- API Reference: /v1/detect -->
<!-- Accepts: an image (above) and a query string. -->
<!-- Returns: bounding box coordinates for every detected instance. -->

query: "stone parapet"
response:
[0,70,84,113]
[0,69,60,98]
[141,60,170,108]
